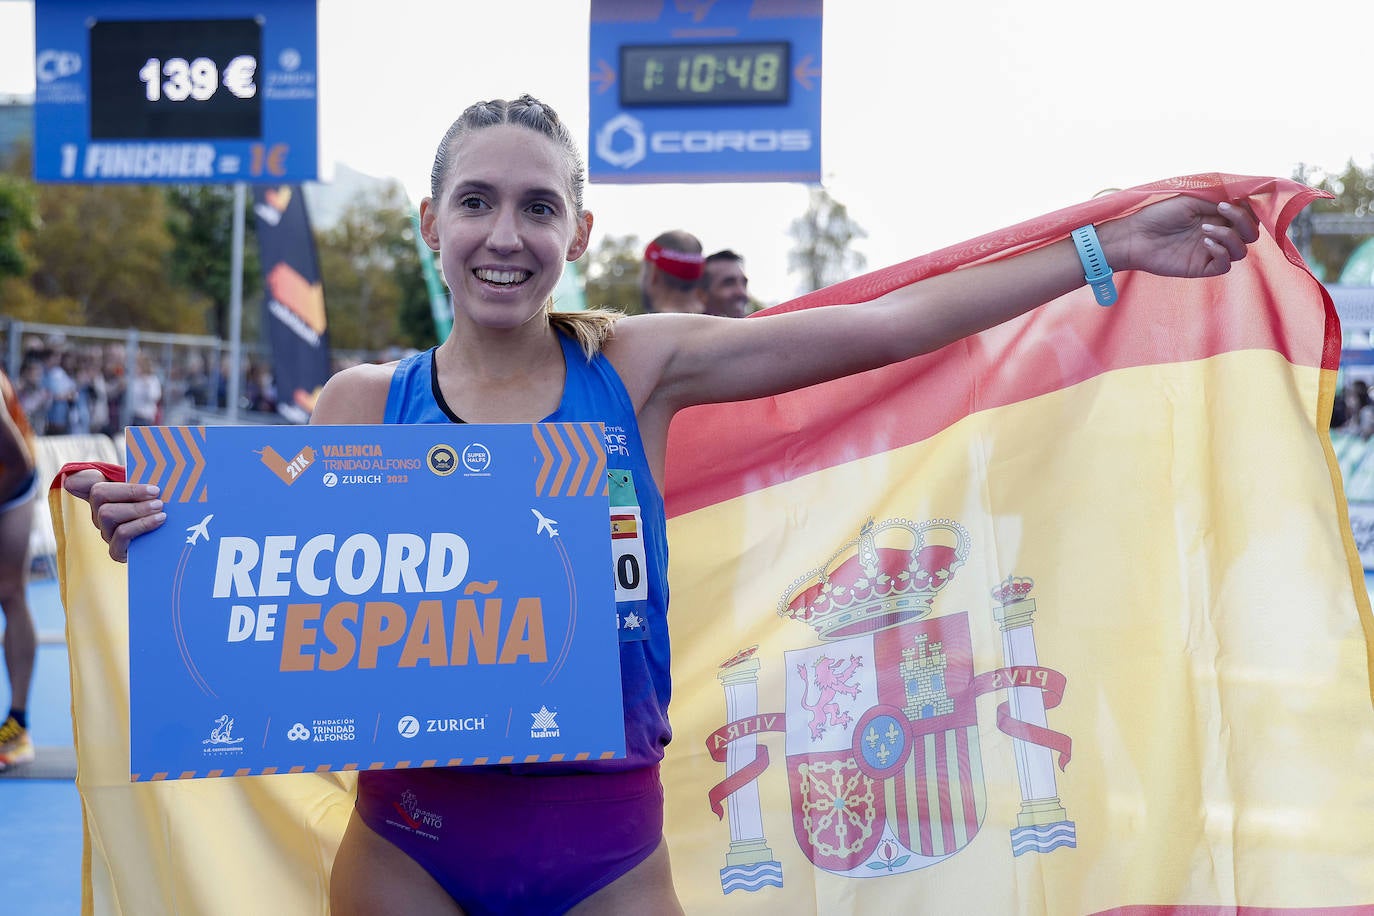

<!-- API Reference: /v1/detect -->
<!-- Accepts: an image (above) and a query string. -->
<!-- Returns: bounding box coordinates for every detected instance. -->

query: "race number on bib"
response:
[608,468,650,643]
[610,506,648,603]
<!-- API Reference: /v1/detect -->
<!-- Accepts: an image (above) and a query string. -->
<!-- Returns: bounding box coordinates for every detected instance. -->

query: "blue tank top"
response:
[383,330,672,771]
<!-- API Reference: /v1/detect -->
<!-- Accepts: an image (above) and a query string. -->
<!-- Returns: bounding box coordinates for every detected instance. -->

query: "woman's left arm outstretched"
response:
[625,194,1259,416]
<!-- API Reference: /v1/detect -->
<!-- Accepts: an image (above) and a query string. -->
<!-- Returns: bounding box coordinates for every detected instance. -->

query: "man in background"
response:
[698,249,753,318]
[641,230,705,314]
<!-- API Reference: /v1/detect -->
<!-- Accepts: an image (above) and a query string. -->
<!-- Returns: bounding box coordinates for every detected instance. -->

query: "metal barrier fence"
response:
[3,317,248,429]
[2,318,374,430]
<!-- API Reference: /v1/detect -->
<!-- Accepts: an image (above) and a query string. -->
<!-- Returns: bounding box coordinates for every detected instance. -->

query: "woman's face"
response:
[420,124,592,332]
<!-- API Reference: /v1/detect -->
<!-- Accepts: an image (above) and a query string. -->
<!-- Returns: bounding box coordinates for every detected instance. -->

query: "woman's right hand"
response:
[62,468,166,563]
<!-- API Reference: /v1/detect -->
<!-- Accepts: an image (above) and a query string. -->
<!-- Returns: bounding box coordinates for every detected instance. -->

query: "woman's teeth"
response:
[475,269,528,286]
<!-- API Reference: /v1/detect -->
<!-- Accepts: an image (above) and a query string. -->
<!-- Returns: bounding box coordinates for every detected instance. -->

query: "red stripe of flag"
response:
[665,176,1332,518]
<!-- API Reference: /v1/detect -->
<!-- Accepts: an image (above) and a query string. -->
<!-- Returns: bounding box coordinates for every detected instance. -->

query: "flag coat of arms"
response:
[52,174,1374,914]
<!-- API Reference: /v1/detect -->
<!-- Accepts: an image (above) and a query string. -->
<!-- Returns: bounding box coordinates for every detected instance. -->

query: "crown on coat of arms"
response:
[778,517,970,641]
[991,575,1034,605]
[719,646,759,670]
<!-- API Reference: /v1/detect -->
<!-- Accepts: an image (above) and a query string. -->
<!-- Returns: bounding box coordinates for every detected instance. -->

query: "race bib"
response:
[608,469,649,643]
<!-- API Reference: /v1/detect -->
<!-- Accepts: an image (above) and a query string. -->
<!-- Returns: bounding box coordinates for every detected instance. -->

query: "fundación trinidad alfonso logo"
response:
[707,518,1075,895]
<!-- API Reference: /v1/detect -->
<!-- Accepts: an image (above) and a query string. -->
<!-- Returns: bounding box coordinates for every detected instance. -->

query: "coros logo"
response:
[397,715,420,738]
[596,114,647,169]
[595,113,813,170]
[287,723,311,741]
[36,50,81,83]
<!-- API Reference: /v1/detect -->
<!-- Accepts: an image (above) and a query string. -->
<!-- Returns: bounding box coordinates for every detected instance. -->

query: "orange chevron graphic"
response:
[158,427,184,501]
[534,426,554,495]
[148,429,166,486]
[174,427,208,502]
[126,428,147,483]
[126,426,208,502]
[547,425,571,496]
[584,426,607,497]
[532,423,608,498]
[564,422,590,496]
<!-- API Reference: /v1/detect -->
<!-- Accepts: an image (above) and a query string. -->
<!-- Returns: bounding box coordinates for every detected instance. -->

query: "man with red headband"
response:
[640,229,706,314]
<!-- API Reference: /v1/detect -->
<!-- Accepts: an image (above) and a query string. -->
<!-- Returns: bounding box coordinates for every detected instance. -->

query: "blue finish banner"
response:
[33,0,319,183]
[124,423,624,780]
[588,0,822,184]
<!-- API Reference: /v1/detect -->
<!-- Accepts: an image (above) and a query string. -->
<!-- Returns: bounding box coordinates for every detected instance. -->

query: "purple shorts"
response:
[355,764,664,915]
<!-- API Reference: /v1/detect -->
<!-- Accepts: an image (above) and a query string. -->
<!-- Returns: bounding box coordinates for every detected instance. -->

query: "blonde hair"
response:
[550,307,623,359]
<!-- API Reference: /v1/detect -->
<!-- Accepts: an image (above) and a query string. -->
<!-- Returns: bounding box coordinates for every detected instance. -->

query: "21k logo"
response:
[257,445,316,485]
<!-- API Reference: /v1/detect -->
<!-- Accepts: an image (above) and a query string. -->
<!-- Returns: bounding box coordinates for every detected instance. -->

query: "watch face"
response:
[620,42,791,107]
[89,18,263,140]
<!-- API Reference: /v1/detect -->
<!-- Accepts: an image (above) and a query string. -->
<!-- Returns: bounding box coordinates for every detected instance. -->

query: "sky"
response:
[2,0,1374,305]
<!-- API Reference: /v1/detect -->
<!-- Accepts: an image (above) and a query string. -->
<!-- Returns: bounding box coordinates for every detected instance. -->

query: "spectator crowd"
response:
[7,332,295,436]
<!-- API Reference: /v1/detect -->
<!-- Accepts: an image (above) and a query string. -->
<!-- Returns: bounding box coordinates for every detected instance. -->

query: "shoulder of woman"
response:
[602,313,689,373]
[604,312,711,355]
[312,362,397,424]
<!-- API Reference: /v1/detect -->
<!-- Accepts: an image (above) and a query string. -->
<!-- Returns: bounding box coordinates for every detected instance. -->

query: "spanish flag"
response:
[52,175,1373,914]
[659,174,1374,913]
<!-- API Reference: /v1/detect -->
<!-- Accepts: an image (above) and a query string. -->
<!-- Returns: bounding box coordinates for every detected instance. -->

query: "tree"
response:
[0,173,36,280]
[314,181,427,352]
[583,233,644,314]
[165,184,261,339]
[0,172,44,320]
[1,144,83,324]
[1,142,208,332]
[1294,158,1374,282]
[787,187,867,293]
[396,214,441,352]
[27,182,208,332]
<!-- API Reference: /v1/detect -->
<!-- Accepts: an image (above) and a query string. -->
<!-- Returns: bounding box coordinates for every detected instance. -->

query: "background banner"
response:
[253,184,330,423]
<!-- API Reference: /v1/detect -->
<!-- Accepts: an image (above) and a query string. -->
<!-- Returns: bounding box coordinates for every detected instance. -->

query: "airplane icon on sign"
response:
[186,514,214,545]
[530,509,558,538]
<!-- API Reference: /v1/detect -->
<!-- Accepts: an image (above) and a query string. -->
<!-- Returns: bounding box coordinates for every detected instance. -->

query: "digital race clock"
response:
[619,41,791,107]
[88,18,262,140]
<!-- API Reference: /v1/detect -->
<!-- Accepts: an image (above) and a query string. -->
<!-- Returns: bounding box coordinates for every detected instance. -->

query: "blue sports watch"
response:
[1071,224,1118,307]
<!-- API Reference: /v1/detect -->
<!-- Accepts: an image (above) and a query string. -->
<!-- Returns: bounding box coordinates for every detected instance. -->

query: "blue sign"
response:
[33,0,318,183]
[125,423,624,780]
[588,0,822,184]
